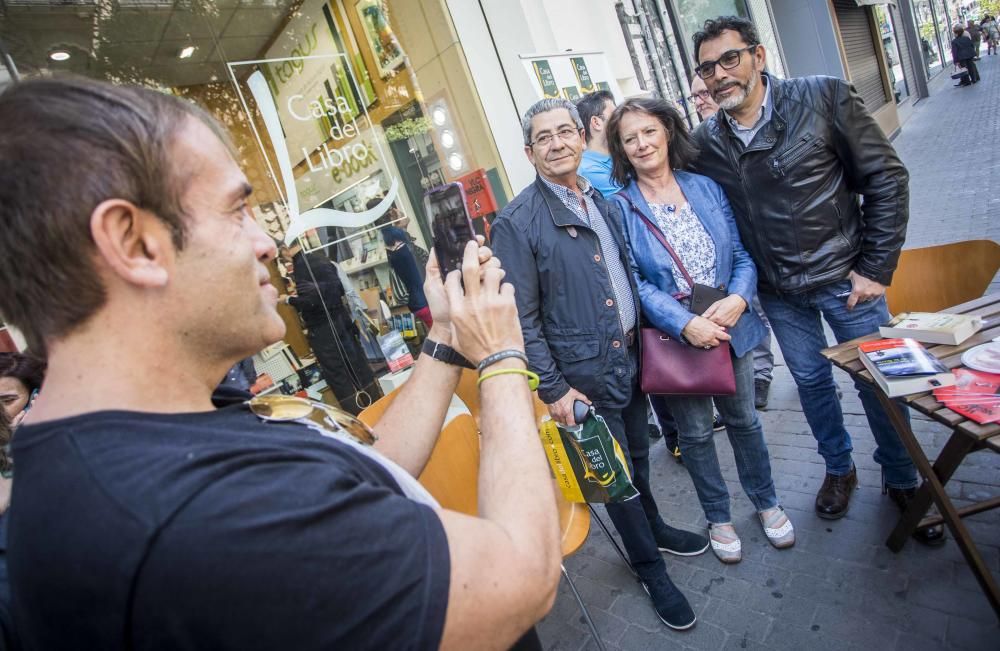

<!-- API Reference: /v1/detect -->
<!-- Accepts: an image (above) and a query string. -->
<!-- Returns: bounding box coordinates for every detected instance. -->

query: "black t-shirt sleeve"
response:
[129,455,450,651]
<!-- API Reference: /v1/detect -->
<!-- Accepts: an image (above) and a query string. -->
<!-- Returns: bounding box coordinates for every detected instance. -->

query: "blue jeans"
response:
[758,280,918,489]
[663,351,778,524]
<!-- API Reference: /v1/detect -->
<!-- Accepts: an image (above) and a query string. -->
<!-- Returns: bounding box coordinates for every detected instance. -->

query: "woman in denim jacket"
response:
[607,98,792,563]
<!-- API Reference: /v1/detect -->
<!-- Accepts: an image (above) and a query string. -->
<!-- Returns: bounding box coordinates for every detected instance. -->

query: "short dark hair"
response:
[693,16,760,63]
[0,76,229,354]
[605,98,699,186]
[0,352,46,394]
[575,90,615,143]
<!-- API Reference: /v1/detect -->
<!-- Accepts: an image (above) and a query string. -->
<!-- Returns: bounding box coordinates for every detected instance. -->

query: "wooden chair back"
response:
[356,388,399,428]
[359,374,590,557]
[415,413,481,515]
[453,369,482,422]
[886,240,1000,314]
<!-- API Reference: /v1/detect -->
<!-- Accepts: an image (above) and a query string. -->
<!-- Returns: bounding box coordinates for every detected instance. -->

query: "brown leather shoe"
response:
[815,467,857,520]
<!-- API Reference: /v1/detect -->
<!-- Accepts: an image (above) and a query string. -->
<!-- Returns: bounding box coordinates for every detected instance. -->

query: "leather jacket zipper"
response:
[772,136,819,177]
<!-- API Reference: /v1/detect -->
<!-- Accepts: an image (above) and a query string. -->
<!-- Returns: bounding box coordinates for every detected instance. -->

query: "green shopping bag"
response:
[538,410,639,504]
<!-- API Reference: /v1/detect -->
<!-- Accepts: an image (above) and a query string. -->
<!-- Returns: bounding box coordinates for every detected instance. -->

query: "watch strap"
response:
[421,338,475,369]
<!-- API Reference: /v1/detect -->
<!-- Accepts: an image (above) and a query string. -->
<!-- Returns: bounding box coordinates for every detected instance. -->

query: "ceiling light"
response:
[178,46,196,59]
[431,106,447,126]
[440,130,455,149]
[447,152,464,172]
[48,50,71,62]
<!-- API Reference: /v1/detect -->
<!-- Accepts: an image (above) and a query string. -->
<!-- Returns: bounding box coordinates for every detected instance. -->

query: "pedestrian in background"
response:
[982,16,1000,56]
[967,19,983,59]
[952,26,980,86]
[492,97,710,631]
[690,16,944,546]
[575,90,621,198]
[608,97,793,563]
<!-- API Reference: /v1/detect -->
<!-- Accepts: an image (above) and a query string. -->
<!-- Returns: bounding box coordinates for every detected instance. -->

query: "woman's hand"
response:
[702,294,747,328]
[681,315,732,348]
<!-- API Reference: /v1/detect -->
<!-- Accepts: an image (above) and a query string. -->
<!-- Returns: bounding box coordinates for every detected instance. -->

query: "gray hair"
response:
[521,98,584,145]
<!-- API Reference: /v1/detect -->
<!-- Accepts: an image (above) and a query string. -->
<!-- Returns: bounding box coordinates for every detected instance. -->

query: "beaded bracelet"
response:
[477,349,530,373]
[477,368,540,392]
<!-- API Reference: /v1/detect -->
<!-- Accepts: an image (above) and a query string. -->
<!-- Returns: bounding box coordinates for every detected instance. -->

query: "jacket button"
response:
[594,254,601,262]
[606,299,614,307]
[612,340,621,349]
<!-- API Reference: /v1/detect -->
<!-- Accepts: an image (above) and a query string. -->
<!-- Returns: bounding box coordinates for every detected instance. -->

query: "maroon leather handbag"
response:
[629,203,736,396]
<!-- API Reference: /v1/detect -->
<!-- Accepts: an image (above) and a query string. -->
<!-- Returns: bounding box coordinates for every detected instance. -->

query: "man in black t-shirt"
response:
[0,77,560,650]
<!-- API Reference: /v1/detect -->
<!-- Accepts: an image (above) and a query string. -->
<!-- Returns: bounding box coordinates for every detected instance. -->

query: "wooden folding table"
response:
[821,293,1000,622]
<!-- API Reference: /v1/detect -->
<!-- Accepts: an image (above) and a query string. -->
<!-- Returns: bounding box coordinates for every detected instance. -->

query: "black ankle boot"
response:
[887,487,946,547]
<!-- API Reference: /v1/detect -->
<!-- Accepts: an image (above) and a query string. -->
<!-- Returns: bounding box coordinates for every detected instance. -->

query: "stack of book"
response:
[933,368,1000,425]
[858,338,955,397]
[879,312,983,345]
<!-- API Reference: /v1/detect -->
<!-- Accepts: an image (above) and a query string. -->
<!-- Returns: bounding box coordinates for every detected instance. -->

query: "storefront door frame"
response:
[897,0,930,99]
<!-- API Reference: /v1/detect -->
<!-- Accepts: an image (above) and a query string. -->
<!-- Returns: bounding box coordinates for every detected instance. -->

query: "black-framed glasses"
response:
[529,126,581,149]
[695,45,758,79]
[686,90,713,103]
[248,394,377,446]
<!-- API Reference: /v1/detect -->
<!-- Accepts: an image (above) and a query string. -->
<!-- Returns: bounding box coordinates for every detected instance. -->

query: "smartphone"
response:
[424,182,475,281]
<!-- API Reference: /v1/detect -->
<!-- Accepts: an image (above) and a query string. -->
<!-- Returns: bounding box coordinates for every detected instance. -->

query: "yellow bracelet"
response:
[477,368,540,392]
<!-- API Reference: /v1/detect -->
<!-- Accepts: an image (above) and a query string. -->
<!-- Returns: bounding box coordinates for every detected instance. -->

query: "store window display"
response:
[0,0,511,413]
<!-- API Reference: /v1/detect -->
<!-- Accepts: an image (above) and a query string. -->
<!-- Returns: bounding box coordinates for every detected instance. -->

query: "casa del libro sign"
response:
[229,52,399,244]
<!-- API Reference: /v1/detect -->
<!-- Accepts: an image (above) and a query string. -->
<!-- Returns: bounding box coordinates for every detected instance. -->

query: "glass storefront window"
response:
[672,0,784,78]
[0,0,511,414]
[875,5,909,103]
[913,0,945,78]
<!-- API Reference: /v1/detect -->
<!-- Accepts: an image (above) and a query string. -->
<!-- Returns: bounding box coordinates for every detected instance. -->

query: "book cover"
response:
[933,368,1000,424]
[859,338,949,377]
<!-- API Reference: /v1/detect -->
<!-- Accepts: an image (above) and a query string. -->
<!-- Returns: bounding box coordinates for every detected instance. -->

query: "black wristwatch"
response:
[421,338,475,369]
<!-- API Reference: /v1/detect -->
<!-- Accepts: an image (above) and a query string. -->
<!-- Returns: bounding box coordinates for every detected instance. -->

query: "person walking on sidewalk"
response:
[967,20,983,59]
[689,74,775,409]
[982,16,1000,56]
[607,97,794,564]
[952,26,980,86]
[689,16,944,546]
[491,98,709,631]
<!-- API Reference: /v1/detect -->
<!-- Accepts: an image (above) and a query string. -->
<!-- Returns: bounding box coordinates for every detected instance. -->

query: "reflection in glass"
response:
[0,0,510,416]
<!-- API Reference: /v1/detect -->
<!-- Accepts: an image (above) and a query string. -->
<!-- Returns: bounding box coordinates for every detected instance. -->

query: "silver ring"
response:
[703,345,712,350]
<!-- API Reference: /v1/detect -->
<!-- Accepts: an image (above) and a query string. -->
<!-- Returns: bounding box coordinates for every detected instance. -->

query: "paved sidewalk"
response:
[538,62,1000,650]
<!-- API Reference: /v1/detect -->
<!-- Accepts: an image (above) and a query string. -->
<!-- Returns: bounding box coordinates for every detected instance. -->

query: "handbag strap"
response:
[620,195,696,290]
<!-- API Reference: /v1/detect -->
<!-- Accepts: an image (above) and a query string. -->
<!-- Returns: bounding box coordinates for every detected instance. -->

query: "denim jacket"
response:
[613,170,766,358]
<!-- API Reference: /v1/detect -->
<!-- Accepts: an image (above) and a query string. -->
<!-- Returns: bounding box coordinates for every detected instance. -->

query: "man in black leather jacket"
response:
[690,16,943,545]
[491,98,709,630]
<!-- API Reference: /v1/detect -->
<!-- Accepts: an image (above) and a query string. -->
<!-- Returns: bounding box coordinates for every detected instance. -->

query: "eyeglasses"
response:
[686,90,713,103]
[529,126,581,149]
[695,45,758,79]
[248,394,377,446]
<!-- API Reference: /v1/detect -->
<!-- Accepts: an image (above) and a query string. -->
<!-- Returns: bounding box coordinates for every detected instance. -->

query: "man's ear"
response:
[90,199,171,288]
[754,45,767,70]
[524,144,536,167]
